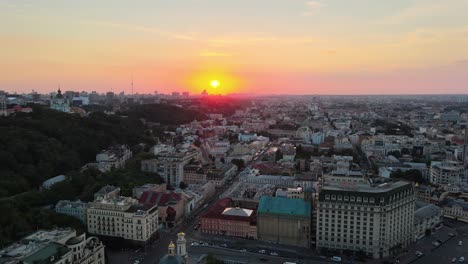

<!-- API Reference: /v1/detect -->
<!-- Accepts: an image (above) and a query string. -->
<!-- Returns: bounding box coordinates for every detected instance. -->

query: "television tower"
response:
[131,74,134,95]
[463,125,468,165]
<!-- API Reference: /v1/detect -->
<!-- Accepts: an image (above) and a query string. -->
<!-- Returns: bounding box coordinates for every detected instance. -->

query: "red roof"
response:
[139,191,181,206]
[201,197,257,225]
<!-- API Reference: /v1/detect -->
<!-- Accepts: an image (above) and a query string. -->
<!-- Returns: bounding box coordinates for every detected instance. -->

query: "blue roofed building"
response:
[257,196,311,248]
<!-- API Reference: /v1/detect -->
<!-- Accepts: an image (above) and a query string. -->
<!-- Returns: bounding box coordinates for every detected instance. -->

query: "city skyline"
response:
[2,0,468,95]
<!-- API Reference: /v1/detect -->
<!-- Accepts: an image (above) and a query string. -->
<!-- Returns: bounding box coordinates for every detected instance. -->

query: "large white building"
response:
[50,88,70,113]
[55,200,89,224]
[429,160,466,185]
[0,228,105,264]
[413,202,443,240]
[142,159,184,186]
[87,196,159,243]
[205,138,230,158]
[141,150,198,186]
[316,179,415,259]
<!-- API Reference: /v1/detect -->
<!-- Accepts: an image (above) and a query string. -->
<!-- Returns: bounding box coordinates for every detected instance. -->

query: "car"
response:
[449,233,455,237]
[258,250,266,254]
[191,242,199,246]
[240,249,247,252]
[134,261,140,264]
[459,256,465,263]
[270,252,278,256]
[452,258,458,263]
[459,241,463,246]
[331,256,342,262]
[220,244,227,248]
[415,251,423,257]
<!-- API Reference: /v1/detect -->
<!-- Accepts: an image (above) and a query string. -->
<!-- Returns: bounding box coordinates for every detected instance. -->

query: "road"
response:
[384,219,468,264]
[189,246,335,264]
[107,142,273,264]
[409,220,468,264]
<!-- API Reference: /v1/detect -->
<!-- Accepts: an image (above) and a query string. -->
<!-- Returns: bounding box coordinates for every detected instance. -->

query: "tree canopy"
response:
[0,105,154,198]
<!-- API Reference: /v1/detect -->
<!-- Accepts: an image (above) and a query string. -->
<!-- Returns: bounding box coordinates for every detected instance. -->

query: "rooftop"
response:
[21,243,69,264]
[201,198,257,224]
[222,207,253,217]
[322,178,411,194]
[415,202,442,223]
[258,196,311,218]
[24,228,75,244]
[139,191,181,206]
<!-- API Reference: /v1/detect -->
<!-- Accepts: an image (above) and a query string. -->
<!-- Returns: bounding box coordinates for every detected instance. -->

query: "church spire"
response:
[177,232,188,263]
[168,240,175,256]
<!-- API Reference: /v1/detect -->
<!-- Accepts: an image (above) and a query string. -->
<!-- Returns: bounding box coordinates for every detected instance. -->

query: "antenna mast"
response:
[131,74,134,95]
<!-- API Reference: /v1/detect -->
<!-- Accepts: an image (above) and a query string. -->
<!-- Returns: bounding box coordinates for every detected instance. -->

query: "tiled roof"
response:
[201,198,257,224]
[139,191,181,206]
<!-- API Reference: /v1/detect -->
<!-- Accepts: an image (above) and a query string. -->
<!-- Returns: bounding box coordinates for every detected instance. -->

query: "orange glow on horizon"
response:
[185,70,242,95]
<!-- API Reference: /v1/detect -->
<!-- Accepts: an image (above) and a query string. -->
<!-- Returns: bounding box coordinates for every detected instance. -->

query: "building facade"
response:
[200,198,257,239]
[316,179,414,259]
[414,202,443,239]
[257,196,311,248]
[0,228,104,264]
[183,164,207,185]
[87,196,159,243]
[441,197,468,223]
[142,159,184,186]
[429,160,465,185]
[55,200,89,224]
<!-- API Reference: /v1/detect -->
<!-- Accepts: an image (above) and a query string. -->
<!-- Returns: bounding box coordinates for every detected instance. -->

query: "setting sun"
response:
[185,69,242,95]
[210,80,220,88]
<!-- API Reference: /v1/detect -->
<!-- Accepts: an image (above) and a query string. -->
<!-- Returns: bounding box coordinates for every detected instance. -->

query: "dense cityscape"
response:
[2,1,468,264]
[0,89,467,264]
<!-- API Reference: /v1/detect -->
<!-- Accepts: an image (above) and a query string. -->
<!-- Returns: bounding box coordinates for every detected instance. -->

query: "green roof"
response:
[258,196,311,218]
[22,243,69,264]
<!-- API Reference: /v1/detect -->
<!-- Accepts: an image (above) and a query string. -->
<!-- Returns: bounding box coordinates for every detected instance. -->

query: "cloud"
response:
[199,51,232,57]
[380,0,468,25]
[81,20,199,41]
[302,1,322,17]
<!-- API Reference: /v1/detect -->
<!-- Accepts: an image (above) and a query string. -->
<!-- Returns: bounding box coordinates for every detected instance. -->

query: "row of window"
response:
[319,237,373,245]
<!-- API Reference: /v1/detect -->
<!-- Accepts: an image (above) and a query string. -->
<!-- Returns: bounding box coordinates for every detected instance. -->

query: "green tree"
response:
[231,159,245,170]
[275,149,283,161]
[206,253,223,264]
[179,182,188,189]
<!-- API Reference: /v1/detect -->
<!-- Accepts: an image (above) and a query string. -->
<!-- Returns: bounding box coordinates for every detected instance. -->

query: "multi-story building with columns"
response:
[316,178,414,259]
[87,195,159,243]
[0,228,105,264]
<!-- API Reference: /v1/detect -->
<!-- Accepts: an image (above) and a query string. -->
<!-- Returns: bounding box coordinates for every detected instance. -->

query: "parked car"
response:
[331,256,342,262]
[459,241,463,246]
[240,249,247,252]
[459,256,465,263]
[258,250,266,254]
[270,252,278,256]
[452,258,458,263]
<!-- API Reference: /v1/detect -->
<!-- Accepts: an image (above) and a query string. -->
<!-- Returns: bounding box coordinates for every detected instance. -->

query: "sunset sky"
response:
[1,0,468,95]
